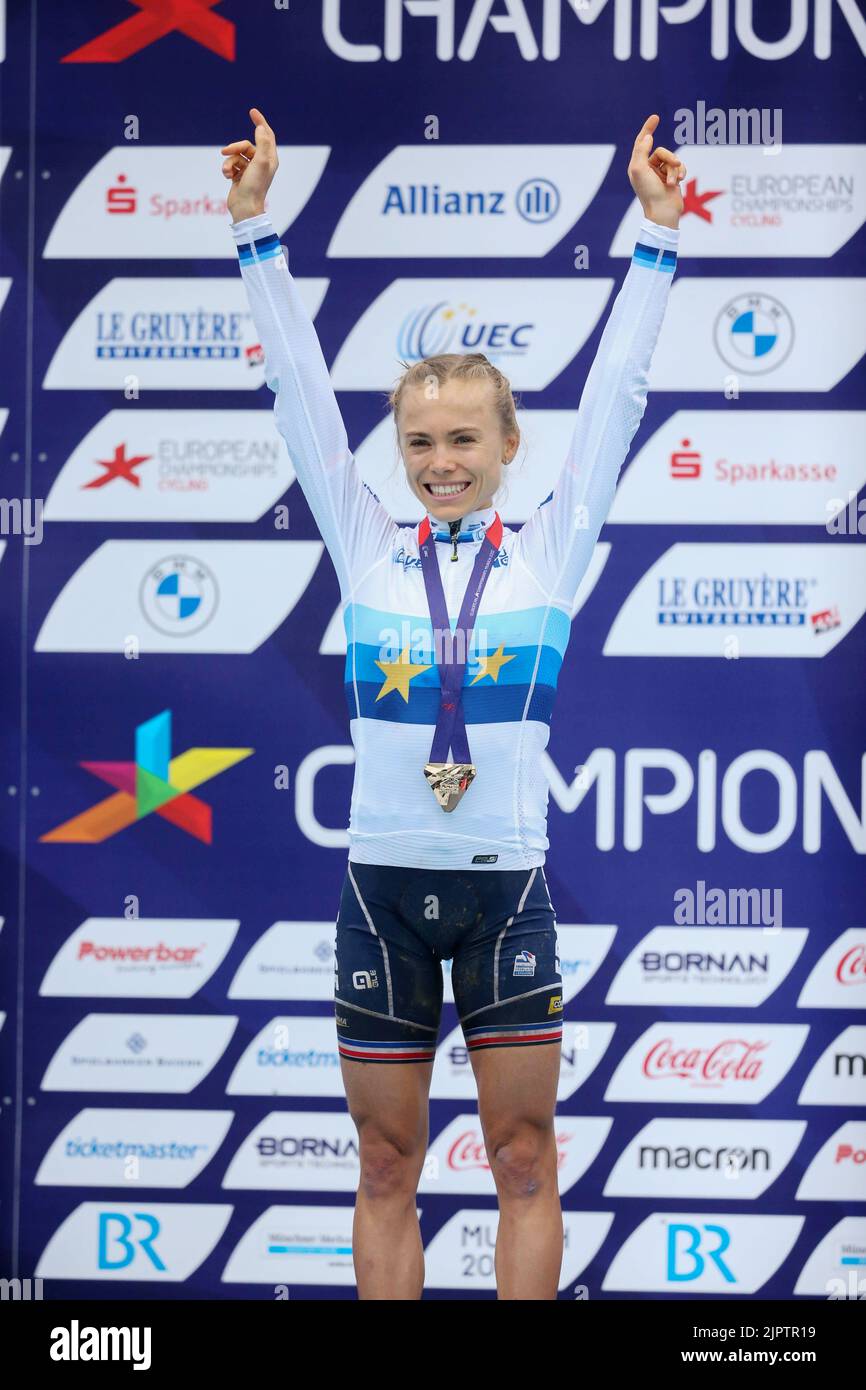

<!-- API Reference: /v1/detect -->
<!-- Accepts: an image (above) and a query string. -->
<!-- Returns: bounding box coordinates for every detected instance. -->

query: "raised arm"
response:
[223,109,397,597]
[515,116,684,604]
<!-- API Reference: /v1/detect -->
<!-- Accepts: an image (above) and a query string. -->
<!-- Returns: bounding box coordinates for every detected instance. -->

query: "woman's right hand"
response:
[221,107,279,222]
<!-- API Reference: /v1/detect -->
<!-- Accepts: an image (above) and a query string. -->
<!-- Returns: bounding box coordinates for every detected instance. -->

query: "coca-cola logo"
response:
[836,945,866,985]
[643,1037,768,1084]
[447,1128,571,1171]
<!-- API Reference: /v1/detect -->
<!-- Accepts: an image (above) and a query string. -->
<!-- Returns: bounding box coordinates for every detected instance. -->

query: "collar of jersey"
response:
[425,503,497,542]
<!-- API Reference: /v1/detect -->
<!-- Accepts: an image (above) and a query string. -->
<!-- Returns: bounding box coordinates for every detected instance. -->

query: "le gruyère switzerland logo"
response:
[40,710,252,845]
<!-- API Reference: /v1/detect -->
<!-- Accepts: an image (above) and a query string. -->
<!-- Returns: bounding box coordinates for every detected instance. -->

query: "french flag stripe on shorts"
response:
[464,1021,563,1050]
[338,1036,436,1063]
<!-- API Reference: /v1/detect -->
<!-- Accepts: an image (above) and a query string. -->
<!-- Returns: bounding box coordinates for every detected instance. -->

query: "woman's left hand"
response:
[628,114,686,229]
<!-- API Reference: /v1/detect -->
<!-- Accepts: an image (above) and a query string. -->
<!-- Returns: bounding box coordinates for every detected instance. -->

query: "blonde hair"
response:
[387,352,520,442]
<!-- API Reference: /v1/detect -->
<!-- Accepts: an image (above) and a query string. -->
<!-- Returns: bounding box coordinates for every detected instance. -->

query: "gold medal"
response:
[423,762,476,812]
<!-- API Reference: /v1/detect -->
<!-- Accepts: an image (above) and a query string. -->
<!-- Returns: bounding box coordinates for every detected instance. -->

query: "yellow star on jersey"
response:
[374,646,432,702]
[469,643,517,685]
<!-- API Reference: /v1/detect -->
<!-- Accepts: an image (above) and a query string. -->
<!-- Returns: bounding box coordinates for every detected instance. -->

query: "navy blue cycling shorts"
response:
[333,861,563,1064]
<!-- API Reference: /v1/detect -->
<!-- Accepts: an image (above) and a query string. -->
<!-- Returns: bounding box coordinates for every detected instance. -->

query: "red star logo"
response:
[61,0,235,64]
[83,443,152,490]
[682,178,724,224]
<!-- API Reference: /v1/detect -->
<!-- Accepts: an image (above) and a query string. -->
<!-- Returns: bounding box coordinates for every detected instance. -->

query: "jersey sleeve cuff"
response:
[230,213,285,267]
[638,217,680,247]
[634,217,679,272]
[230,212,274,240]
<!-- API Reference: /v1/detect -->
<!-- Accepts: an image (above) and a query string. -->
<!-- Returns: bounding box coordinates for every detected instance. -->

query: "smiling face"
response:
[397,378,519,521]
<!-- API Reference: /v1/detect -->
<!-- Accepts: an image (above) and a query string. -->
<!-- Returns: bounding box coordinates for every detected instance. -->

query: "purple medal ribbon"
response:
[417,513,503,765]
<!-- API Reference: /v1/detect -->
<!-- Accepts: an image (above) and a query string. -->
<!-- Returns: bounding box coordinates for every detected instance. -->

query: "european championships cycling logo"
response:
[40,709,252,844]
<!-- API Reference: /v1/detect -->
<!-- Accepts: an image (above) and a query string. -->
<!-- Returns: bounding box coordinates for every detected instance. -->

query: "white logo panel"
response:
[798,930,866,1008]
[798,1026,866,1106]
[605,1024,809,1104]
[606,927,807,1007]
[229,922,336,1000]
[608,411,866,526]
[604,544,866,658]
[648,280,866,391]
[43,411,294,522]
[35,541,322,654]
[329,145,614,258]
[603,1213,803,1293]
[36,1203,232,1281]
[41,1014,237,1093]
[796,1122,866,1204]
[44,146,329,258]
[43,278,328,390]
[35,1109,234,1188]
[222,1206,355,1285]
[330,278,612,391]
[424,1210,612,1292]
[604,1119,806,1199]
[40,918,239,997]
[612,147,866,259]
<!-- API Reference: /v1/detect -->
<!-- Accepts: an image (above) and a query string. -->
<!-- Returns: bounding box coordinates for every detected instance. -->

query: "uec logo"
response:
[396,303,534,360]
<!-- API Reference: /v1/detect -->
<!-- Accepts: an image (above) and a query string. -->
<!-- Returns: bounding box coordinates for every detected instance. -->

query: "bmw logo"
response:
[139,554,219,636]
[714,292,794,374]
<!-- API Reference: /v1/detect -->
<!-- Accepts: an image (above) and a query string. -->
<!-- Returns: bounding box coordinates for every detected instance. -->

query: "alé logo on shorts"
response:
[513,950,536,978]
[352,969,378,991]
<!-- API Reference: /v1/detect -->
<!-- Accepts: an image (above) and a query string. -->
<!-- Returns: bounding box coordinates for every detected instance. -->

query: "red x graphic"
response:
[62,0,235,64]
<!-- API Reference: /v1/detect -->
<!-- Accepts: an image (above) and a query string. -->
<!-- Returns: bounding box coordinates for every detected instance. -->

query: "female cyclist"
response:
[222,109,683,1300]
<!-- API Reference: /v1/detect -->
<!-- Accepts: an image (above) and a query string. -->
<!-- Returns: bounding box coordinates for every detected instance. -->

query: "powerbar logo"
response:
[50,1319,151,1370]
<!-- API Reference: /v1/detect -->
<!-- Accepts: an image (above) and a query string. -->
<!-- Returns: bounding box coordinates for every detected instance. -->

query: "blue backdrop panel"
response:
[0,0,864,1299]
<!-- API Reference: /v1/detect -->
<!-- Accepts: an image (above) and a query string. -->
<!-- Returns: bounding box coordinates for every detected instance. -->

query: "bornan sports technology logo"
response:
[40,710,252,844]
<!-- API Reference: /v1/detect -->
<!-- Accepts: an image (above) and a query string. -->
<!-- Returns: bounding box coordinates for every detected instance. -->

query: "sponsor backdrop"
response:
[0,1,864,1300]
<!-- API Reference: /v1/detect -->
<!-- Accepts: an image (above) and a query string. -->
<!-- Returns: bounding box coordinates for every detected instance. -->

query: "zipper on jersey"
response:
[449,518,461,561]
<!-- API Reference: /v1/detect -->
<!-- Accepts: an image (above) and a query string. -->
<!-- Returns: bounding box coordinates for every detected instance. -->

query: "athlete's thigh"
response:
[340,1054,435,1159]
[469,1033,560,1142]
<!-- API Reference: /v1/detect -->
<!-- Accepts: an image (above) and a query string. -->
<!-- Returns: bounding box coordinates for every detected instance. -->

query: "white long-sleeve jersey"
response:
[232,210,678,870]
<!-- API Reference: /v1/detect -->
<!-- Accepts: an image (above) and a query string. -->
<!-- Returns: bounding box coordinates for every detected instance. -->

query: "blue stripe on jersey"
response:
[345,680,556,726]
[344,601,572,659]
[346,639,563,691]
[237,233,283,265]
[633,241,677,272]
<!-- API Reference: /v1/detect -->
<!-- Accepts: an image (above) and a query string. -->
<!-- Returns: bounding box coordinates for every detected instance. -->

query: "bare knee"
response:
[358,1128,424,1202]
[487,1124,555,1200]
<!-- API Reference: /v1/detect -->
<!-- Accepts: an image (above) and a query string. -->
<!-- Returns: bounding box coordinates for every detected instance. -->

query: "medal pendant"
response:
[423,762,476,812]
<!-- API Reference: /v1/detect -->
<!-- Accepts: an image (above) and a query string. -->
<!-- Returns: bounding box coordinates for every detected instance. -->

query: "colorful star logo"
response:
[40,710,253,844]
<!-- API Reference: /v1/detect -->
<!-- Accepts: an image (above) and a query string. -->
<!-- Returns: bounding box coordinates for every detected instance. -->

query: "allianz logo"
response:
[381,178,560,225]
